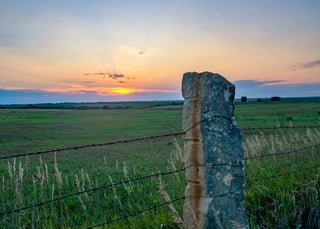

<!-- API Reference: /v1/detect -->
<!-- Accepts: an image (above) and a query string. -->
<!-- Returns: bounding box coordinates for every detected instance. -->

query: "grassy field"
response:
[0,97,320,228]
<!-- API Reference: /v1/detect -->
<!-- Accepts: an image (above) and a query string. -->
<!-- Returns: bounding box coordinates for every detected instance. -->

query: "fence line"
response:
[1,124,319,161]
[2,160,313,218]
[1,119,319,227]
[0,167,185,217]
[87,190,244,228]
[1,137,319,218]
[3,158,317,223]
[7,158,315,229]
[241,125,320,131]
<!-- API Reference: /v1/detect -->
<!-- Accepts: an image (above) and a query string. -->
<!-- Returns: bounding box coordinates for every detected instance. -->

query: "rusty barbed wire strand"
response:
[247,199,280,213]
[244,143,320,161]
[0,167,185,217]
[1,117,319,160]
[246,163,320,186]
[0,132,184,160]
[187,143,320,168]
[87,196,185,229]
[241,125,320,131]
[87,189,243,228]
[247,164,320,213]
[0,160,247,218]
[88,190,246,228]
[0,114,231,161]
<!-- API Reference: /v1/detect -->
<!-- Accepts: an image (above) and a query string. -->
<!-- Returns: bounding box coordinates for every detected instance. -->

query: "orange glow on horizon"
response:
[108,87,135,95]
[38,86,178,96]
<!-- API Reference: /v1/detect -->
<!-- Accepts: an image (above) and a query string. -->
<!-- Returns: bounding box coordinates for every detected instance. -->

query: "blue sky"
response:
[0,0,319,104]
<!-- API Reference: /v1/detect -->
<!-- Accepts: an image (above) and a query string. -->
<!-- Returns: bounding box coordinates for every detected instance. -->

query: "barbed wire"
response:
[244,143,320,185]
[2,160,243,217]
[184,143,320,169]
[87,196,185,229]
[1,116,319,161]
[185,162,244,168]
[2,136,318,216]
[247,200,279,213]
[246,163,320,186]
[0,167,185,217]
[244,143,320,161]
[247,164,320,213]
[1,115,319,227]
[87,189,242,228]
[0,114,231,161]
[241,125,320,131]
[1,145,319,226]
[1,161,246,218]
[0,132,184,160]
[0,129,320,216]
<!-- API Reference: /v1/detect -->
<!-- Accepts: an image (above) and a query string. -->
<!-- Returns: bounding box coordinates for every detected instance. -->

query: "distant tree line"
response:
[0,101,184,110]
[239,96,281,102]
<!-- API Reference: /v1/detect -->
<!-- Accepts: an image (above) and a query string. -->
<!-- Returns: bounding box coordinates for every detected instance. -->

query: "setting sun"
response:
[109,87,135,95]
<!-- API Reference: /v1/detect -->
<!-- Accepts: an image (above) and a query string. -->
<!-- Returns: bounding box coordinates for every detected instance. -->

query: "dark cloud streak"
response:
[84,72,130,83]
[290,59,320,71]
[235,80,285,86]
[234,80,320,98]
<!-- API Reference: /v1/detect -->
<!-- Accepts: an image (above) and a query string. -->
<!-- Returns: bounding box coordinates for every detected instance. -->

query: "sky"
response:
[0,0,320,104]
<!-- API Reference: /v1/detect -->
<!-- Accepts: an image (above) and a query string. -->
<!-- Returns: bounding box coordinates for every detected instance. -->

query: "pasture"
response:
[0,97,320,228]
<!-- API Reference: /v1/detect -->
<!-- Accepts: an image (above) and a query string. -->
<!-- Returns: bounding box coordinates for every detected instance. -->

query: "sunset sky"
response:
[0,0,320,104]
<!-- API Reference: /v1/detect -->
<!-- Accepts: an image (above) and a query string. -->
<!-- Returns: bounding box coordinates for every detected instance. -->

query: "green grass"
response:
[0,97,320,228]
[235,97,320,128]
[244,128,320,227]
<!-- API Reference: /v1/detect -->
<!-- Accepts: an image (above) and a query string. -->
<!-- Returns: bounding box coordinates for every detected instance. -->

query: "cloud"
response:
[234,80,285,87]
[290,59,320,71]
[80,81,94,84]
[84,72,131,83]
[234,80,320,98]
[61,79,93,84]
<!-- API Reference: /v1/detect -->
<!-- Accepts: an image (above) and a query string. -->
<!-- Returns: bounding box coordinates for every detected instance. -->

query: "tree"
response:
[271,96,281,101]
[241,96,247,102]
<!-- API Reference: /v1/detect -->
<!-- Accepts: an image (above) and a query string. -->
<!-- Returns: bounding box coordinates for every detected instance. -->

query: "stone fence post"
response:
[182,72,248,229]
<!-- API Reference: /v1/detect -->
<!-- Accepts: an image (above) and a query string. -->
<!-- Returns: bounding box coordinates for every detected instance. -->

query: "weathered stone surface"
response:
[182,72,248,229]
